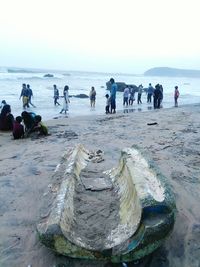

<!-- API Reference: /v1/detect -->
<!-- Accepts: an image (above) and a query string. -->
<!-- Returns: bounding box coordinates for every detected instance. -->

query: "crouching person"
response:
[13,116,24,139]
[34,115,48,136]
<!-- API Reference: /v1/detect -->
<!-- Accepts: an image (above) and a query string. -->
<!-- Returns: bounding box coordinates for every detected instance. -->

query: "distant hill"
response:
[144,67,200,78]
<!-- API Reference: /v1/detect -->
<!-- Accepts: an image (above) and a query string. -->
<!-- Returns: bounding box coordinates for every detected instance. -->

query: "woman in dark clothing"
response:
[153,84,163,109]
[0,104,14,131]
[21,111,36,135]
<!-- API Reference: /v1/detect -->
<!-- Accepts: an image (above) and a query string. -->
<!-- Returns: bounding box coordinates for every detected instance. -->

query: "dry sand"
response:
[0,104,200,267]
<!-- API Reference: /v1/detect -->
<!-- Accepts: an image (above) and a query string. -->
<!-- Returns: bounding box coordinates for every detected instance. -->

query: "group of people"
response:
[53,84,70,114]
[19,83,36,109]
[0,80,180,138]
[104,78,117,114]
[122,83,180,109]
[0,101,48,139]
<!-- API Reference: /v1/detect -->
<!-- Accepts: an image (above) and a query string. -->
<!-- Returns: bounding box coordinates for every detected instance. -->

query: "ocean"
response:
[0,68,200,120]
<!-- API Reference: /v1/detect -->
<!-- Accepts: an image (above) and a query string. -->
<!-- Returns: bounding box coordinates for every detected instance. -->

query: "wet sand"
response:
[0,104,200,267]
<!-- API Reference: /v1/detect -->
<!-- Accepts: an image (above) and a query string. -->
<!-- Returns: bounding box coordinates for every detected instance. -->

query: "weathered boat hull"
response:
[37,145,176,262]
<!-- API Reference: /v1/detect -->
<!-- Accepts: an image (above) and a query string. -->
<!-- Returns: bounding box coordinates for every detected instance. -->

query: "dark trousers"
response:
[154,97,161,109]
[137,94,142,104]
[105,105,110,114]
[111,98,116,113]
[147,93,152,103]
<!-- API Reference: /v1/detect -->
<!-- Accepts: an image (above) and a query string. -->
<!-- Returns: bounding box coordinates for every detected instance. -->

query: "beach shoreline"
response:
[0,104,200,267]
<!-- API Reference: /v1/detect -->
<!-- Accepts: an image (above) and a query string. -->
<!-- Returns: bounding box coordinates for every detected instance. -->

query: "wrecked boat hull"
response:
[37,145,176,262]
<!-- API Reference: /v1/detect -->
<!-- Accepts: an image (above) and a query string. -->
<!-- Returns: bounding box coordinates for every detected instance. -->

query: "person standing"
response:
[153,84,163,109]
[110,78,117,114]
[27,84,36,107]
[19,84,29,109]
[53,84,60,106]
[129,87,135,105]
[60,85,70,114]
[89,86,96,108]
[174,86,180,107]
[147,83,154,103]
[123,86,129,107]
[137,84,143,104]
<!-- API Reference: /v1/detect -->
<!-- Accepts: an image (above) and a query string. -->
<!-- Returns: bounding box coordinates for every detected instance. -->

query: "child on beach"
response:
[105,94,111,114]
[13,116,24,139]
[174,86,180,107]
[34,115,48,136]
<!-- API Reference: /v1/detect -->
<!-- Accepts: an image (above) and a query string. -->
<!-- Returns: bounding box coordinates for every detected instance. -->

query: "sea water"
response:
[0,68,200,120]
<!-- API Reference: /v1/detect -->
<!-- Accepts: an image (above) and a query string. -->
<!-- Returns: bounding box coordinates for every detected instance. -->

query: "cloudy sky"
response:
[0,0,199,73]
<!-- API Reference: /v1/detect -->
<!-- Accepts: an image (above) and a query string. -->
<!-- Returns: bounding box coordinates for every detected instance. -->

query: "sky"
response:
[0,0,200,73]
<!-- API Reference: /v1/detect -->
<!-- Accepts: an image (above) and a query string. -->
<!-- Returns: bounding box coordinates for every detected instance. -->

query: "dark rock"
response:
[43,74,54,78]
[106,81,138,92]
[69,94,89,98]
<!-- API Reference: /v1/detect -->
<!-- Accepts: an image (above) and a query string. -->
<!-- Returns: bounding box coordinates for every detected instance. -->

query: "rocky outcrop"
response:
[69,94,89,98]
[43,74,54,78]
[37,145,176,263]
[106,81,138,92]
[144,67,200,78]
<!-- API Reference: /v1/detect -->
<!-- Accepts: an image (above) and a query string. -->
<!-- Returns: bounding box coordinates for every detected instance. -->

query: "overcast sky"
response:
[0,0,200,73]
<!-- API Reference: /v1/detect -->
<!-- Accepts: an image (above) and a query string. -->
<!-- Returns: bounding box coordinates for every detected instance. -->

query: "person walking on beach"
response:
[53,84,60,106]
[60,85,70,114]
[89,86,96,108]
[27,84,36,107]
[19,84,29,109]
[174,86,180,107]
[137,84,143,104]
[110,78,117,114]
[123,86,129,107]
[147,83,154,103]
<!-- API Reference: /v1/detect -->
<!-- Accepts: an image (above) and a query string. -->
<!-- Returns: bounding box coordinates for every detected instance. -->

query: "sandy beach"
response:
[1,104,200,267]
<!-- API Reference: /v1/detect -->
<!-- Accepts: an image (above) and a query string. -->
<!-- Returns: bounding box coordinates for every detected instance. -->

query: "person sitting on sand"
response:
[13,116,24,139]
[34,115,48,136]
[105,94,111,114]
[0,104,14,131]
[21,111,36,136]
[60,85,70,114]
[89,86,96,108]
